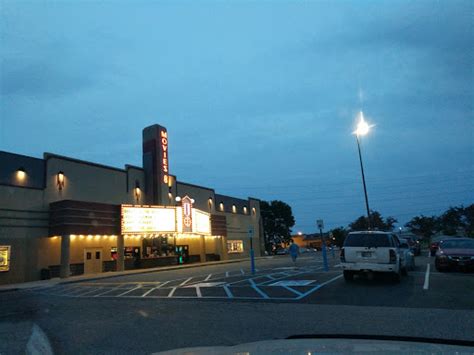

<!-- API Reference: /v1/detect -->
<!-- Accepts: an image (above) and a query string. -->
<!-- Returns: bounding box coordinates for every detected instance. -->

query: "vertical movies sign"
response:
[160,129,169,185]
[181,196,193,233]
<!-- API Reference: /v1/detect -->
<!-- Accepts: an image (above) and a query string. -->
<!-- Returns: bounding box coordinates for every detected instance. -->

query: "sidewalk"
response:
[0,256,270,293]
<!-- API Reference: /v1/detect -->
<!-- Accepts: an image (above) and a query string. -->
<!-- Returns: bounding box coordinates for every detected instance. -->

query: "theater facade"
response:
[0,124,262,285]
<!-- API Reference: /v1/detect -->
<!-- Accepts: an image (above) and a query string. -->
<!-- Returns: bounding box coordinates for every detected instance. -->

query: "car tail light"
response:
[389,249,397,264]
[340,248,346,262]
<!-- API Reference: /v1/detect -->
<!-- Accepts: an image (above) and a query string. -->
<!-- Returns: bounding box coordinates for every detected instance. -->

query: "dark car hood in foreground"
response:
[440,248,474,256]
[154,338,474,354]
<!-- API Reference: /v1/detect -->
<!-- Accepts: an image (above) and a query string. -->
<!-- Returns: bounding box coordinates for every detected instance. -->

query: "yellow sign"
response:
[121,205,176,234]
[0,246,11,272]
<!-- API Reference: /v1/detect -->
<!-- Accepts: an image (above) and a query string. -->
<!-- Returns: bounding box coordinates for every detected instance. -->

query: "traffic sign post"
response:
[330,232,336,259]
[317,219,329,272]
[248,226,256,275]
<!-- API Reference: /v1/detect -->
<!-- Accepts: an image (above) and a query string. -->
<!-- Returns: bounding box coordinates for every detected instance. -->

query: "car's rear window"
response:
[344,233,391,247]
[440,240,474,249]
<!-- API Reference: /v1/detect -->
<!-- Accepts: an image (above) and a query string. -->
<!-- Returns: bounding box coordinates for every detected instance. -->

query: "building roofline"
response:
[214,193,250,204]
[177,180,215,192]
[44,153,127,173]
[125,164,144,171]
[0,150,44,162]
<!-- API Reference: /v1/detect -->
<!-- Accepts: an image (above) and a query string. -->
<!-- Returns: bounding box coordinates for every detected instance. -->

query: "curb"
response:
[0,256,270,292]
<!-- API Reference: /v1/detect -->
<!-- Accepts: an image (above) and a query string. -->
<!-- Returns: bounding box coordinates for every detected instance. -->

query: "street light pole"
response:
[356,133,371,230]
[354,111,373,230]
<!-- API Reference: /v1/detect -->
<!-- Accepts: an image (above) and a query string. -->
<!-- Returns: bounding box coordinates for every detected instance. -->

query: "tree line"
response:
[331,204,473,246]
[260,200,473,250]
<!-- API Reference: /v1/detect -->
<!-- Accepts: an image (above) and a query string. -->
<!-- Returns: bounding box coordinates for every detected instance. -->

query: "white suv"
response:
[340,231,405,282]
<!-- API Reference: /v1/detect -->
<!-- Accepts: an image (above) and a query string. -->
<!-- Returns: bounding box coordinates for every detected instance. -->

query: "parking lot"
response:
[33,252,474,310]
[1,250,472,354]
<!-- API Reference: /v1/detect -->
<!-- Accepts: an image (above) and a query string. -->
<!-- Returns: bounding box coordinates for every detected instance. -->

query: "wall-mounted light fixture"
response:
[16,167,26,181]
[134,180,141,204]
[232,205,237,213]
[219,202,224,212]
[243,206,248,214]
[57,171,65,190]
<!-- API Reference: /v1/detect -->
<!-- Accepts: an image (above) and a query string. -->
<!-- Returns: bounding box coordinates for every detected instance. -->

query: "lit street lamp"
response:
[353,111,373,230]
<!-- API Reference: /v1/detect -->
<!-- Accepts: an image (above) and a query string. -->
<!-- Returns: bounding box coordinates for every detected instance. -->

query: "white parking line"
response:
[117,286,141,297]
[282,285,303,297]
[156,281,170,288]
[93,287,122,297]
[196,287,202,298]
[204,274,212,281]
[225,271,229,277]
[296,274,342,300]
[252,285,269,299]
[141,287,157,297]
[167,287,177,297]
[74,287,106,297]
[179,277,193,286]
[423,263,431,290]
[223,285,233,298]
[240,269,245,275]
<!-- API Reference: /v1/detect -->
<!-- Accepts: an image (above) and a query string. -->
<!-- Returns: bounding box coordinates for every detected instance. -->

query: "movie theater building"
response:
[0,124,262,285]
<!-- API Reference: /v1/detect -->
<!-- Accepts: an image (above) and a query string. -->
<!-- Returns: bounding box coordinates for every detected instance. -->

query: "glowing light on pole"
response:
[353,111,373,230]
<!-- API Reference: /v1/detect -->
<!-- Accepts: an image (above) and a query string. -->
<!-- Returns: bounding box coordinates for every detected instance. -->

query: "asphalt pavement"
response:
[1,251,473,354]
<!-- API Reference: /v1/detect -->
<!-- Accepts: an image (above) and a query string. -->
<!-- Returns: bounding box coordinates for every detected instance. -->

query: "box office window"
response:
[227,240,244,253]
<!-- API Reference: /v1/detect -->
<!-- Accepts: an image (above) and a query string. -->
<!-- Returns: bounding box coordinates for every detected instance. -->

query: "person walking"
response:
[289,240,300,264]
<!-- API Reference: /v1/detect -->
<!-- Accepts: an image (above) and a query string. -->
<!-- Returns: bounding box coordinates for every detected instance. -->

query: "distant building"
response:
[291,233,332,250]
[0,124,263,285]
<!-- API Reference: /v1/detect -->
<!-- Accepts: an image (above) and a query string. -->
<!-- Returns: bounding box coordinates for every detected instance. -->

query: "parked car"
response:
[275,248,289,255]
[399,238,416,271]
[435,238,474,272]
[430,235,462,256]
[340,231,405,282]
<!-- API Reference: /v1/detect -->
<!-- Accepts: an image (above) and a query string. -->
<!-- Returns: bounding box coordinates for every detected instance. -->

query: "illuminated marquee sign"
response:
[121,205,176,234]
[121,203,211,236]
[193,209,211,235]
[0,246,11,272]
[160,130,169,184]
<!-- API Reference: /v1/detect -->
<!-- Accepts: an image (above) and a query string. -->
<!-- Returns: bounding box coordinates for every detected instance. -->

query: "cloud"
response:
[0,56,98,97]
